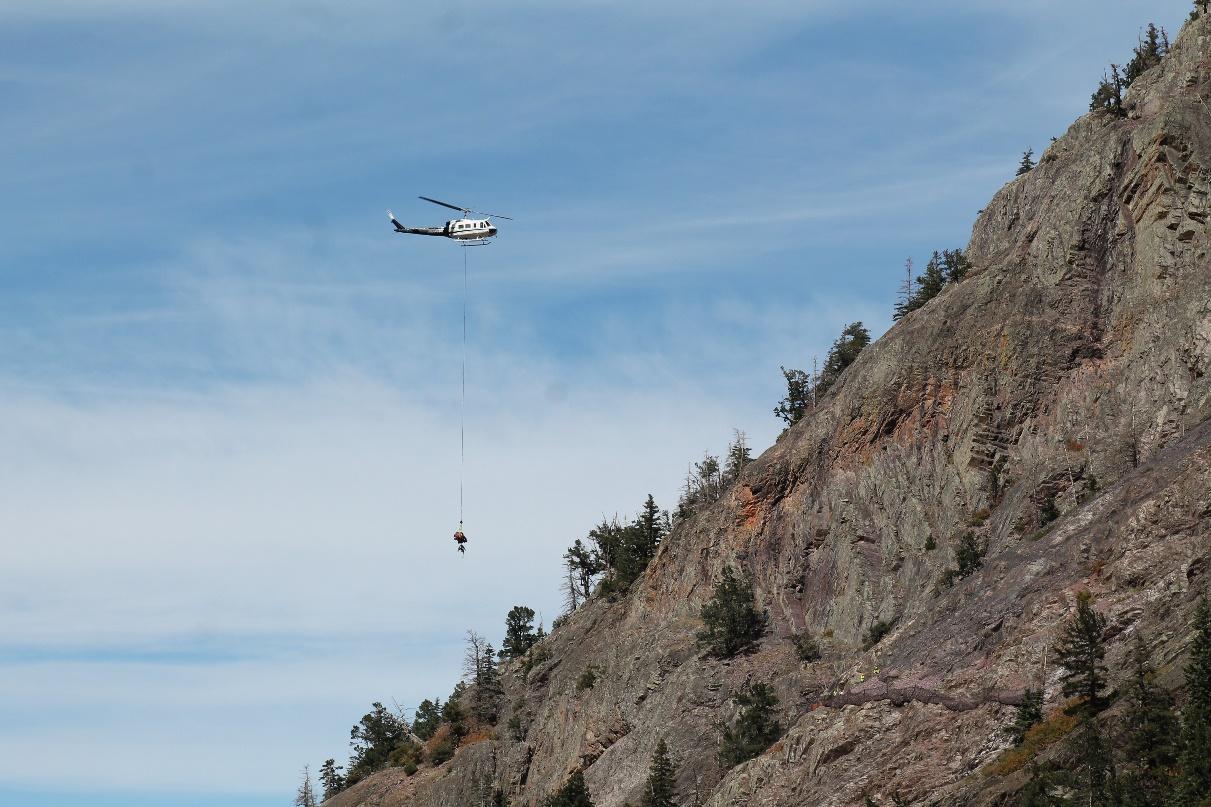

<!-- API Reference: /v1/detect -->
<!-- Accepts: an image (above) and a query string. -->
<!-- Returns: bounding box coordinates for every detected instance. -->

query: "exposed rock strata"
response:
[329,16,1211,807]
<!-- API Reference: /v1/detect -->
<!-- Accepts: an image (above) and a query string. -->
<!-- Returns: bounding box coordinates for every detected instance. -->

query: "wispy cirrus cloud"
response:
[1,2,1196,804]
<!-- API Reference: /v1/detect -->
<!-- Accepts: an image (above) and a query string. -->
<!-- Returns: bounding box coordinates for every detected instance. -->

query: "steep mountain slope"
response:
[329,17,1211,807]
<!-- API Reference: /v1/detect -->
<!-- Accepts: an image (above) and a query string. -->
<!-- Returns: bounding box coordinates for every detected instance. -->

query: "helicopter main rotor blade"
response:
[418,195,514,220]
[418,195,469,213]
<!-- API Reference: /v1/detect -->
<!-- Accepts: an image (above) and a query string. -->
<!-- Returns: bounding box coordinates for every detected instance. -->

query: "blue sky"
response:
[0,1,1191,804]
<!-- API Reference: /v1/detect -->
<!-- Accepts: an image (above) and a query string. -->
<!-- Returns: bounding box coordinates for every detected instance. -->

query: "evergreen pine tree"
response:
[319,758,345,801]
[1069,717,1118,807]
[474,642,504,724]
[774,367,812,425]
[596,496,668,592]
[543,770,595,807]
[1007,688,1044,746]
[697,566,768,657]
[1053,591,1110,717]
[1174,597,1211,805]
[641,739,677,807]
[564,539,602,599]
[503,606,538,659]
[917,252,947,302]
[1125,24,1165,85]
[633,494,665,561]
[895,255,949,317]
[941,248,971,284]
[588,517,626,578]
[724,429,752,482]
[693,453,723,504]
[1091,64,1126,116]
[816,322,871,394]
[954,532,985,578]
[718,681,782,768]
[1118,635,1177,807]
[348,702,410,777]
[411,698,443,740]
[1017,763,1067,807]
[442,681,468,741]
[1017,149,1036,176]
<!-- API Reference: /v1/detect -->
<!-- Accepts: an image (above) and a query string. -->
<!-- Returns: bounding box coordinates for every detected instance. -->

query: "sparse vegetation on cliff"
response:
[640,739,678,807]
[502,606,539,659]
[1006,688,1043,746]
[1092,22,1169,116]
[313,17,1211,806]
[542,770,595,807]
[718,681,782,768]
[1174,597,1211,803]
[697,566,768,657]
[775,321,872,426]
[1054,592,1109,718]
[343,702,413,787]
[863,617,895,650]
[563,494,670,600]
[892,250,970,320]
[793,630,822,663]
[937,532,986,590]
[1017,149,1035,176]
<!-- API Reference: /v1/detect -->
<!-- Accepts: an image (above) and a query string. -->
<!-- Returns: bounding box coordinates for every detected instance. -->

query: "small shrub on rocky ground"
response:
[523,642,553,677]
[1039,492,1060,525]
[985,708,1079,776]
[937,533,986,591]
[425,724,458,766]
[792,631,822,662]
[863,618,895,650]
[576,666,599,692]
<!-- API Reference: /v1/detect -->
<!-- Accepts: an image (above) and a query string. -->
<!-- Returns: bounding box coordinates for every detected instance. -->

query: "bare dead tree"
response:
[464,629,488,686]
[562,562,581,613]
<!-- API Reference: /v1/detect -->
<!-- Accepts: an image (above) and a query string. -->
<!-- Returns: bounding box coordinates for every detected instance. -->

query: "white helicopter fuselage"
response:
[447,218,498,240]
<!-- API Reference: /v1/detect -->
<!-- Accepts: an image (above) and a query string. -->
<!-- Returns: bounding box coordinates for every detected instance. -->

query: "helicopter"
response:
[387,196,512,245]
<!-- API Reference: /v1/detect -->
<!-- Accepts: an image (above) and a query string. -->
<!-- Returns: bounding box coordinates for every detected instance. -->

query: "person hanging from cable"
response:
[453,524,468,554]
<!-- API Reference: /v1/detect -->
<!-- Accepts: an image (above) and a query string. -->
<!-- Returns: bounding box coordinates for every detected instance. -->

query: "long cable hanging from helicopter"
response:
[387,196,513,555]
[460,245,466,537]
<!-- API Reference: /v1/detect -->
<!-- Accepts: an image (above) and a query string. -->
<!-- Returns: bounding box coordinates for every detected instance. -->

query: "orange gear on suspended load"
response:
[453,529,468,554]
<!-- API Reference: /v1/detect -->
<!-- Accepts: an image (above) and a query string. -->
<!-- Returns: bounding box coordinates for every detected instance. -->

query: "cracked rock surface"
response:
[328,16,1211,807]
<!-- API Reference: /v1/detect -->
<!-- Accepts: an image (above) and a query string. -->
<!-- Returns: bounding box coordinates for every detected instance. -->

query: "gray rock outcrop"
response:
[327,15,1211,807]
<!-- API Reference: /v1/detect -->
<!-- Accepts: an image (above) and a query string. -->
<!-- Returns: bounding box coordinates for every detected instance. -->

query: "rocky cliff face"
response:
[329,16,1211,807]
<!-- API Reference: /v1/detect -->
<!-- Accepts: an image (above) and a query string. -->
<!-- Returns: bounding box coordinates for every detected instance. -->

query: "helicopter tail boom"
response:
[387,210,446,236]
